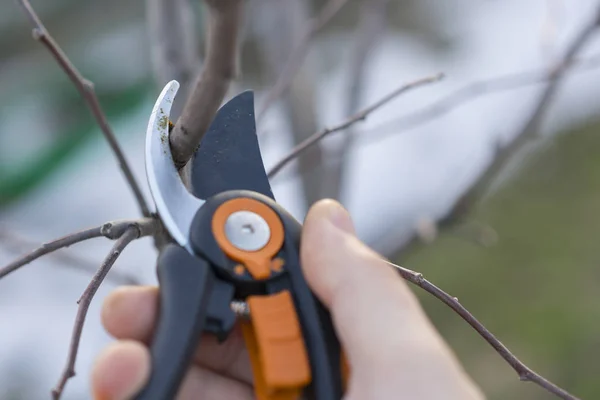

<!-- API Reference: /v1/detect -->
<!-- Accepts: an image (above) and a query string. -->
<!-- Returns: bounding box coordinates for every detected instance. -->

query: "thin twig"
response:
[257,0,350,120]
[52,226,142,400]
[17,0,151,218]
[169,0,244,169]
[0,218,157,279]
[0,228,140,285]
[267,73,444,178]
[386,261,579,400]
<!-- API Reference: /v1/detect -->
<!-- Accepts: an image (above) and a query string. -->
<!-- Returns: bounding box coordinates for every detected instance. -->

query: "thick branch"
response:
[0,228,140,285]
[52,226,141,400]
[386,261,578,400]
[257,0,350,120]
[267,73,444,178]
[0,218,158,279]
[17,0,151,218]
[169,0,244,169]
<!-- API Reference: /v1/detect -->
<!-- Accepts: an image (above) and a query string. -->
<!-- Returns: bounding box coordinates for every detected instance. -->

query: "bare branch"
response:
[267,73,444,178]
[0,218,158,279]
[169,0,244,169]
[0,228,140,285]
[386,261,579,400]
[257,0,350,120]
[438,7,600,227]
[17,0,151,218]
[322,0,390,200]
[52,226,141,400]
[146,0,200,119]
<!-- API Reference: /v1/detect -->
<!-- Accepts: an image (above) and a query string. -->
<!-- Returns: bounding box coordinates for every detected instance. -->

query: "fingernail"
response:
[322,199,355,234]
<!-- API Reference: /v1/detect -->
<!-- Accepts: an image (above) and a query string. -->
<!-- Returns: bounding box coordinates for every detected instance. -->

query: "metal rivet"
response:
[224,211,271,251]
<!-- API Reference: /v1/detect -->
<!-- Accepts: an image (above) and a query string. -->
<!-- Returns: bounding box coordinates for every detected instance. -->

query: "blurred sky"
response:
[1,0,600,398]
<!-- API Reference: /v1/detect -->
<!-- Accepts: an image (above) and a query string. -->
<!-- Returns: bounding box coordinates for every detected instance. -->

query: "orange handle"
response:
[241,291,312,400]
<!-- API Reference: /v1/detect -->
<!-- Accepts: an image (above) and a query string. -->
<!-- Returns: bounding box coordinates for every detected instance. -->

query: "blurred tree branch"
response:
[146,0,200,119]
[322,0,390,201]
[400,5,600,252]
[250,0,325,208]
[257,0,349,120]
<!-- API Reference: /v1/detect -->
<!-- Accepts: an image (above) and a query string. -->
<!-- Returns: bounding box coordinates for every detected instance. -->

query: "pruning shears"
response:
[136,81,347,400]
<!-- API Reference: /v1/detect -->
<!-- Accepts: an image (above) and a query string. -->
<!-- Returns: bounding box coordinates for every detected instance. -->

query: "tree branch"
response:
[17,0,151,218]
[386,260,579,400]
[169,0,244,169]
[146,0,200,119]
[0,228,140,285]
[257,0,350,120]
[267,72,444,178]
[0,218,157,279]
[52,226,142,400]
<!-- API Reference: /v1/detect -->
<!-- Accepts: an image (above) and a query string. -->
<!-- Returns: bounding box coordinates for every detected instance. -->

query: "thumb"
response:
[300,200,483,399]
[301,199,429,366]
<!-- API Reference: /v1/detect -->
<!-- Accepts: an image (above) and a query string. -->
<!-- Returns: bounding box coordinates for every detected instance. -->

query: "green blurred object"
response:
[401,120,600,399]
[0,82,150,206]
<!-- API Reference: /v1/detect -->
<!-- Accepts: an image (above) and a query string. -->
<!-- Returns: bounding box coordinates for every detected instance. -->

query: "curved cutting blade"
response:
[189,91,275,201]
[145,80,204,251]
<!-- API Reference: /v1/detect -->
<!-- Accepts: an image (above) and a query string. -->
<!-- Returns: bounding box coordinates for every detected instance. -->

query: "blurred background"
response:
[1,0,600,398]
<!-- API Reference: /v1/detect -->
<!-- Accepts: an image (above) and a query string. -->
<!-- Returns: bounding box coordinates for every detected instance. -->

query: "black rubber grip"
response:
[134,244,215,400]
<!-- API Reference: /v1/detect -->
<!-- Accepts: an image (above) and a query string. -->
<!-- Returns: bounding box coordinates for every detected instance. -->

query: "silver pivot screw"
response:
[224,211,271,251]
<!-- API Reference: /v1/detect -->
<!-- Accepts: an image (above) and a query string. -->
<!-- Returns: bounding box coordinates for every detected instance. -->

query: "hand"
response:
[91,199,484,399]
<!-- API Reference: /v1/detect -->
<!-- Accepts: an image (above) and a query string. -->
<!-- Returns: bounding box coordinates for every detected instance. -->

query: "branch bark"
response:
[51,225,143,400]
[17,0,151,218]
[169,0,244,169]
[386,260,579,400]
[267,73,444,178]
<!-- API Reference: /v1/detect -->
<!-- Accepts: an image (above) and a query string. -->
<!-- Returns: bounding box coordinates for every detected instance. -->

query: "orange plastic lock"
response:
[241,290,311,400]
[211,198,285,280]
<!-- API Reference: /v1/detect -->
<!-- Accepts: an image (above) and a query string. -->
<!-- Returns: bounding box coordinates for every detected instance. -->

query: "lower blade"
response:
[189,91,275,201]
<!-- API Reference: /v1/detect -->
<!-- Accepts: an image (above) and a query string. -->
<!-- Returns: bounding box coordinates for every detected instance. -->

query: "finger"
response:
[91,340,254,400]
[301,200,483,398]
[101,285,253,384]
[91,340,149,400]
